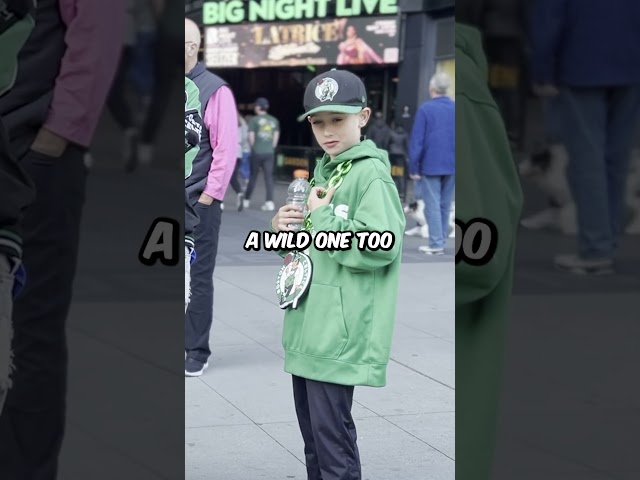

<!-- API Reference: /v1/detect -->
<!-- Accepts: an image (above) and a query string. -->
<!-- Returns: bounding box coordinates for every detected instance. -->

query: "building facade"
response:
[185,0,453,173]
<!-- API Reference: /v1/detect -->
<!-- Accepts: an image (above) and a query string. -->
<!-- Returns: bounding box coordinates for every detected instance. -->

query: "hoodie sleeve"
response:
[456,85,523,306]
[309,178,405,272]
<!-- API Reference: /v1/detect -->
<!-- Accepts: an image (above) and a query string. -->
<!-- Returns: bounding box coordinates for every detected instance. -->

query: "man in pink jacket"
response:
[184,18,238,377]
[0,0,125,476]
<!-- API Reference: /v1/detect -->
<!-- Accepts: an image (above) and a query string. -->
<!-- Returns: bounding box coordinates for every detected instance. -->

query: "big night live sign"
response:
[203,0,398,24]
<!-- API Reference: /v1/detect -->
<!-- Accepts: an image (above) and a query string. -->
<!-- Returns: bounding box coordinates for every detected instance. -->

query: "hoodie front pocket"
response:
[290,284,348,360]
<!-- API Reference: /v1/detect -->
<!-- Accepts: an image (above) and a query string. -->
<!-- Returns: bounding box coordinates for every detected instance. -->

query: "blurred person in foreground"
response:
[137,0,183,165]
[409,72,456,255]
[0,0,125,476]
[0,0,36,417]
[456,1,524,478]
[531,0,640,274]
[184,18,237,377]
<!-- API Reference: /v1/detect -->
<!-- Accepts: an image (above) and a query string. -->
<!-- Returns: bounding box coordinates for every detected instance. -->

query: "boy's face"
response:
[308,108,370,158]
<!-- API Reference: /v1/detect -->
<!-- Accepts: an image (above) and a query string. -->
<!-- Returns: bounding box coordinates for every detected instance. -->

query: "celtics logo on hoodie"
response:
[276,252,312,309]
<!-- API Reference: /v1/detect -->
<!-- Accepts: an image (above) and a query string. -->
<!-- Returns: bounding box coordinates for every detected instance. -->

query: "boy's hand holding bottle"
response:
[271,205,305,233]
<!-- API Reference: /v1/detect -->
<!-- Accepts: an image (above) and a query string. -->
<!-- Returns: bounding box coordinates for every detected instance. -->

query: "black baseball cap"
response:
[297,69,367,122]
[255,97,269,108]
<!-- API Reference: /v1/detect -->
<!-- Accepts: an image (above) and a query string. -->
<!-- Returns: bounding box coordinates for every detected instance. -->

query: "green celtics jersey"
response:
[185,76,202,179]
[0,1,35,97]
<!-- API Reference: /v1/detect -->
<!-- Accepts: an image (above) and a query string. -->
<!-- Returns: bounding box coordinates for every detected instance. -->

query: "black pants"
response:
[244,153,274,202]
[106,46,134,131]
[185,199,222,363]
[0,145,87,479]
[141,33,182,144]
[229,158,243,195]
[184,189,199,239]
[292,375,361,480]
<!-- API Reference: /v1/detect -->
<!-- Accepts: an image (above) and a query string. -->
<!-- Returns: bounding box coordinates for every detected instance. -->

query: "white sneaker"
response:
[405,225,422,236]
[521,208,558,230]
[554,254,614,275]
[243,199,250,210]
[261,201,275,211]
[418,246,444,255]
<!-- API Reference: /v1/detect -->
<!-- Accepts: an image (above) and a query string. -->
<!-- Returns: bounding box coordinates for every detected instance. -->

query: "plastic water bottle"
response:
[286,171,310,231]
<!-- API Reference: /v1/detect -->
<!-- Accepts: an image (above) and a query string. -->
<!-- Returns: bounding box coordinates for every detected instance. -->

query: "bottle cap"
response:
[293,169,309,179]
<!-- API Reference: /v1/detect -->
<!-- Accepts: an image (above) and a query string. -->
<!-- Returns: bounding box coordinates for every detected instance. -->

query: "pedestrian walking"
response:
[137,0,183,165]
[242,97,280,211]
[230,112,247,211]
[239,115,251,185]
[0,1,125,476]
[409,72,456,255]
[107,0,138,171]
[388,121,410,199]
[270,69,405,480]
[131,0,156,115]
[366,111,391,150]
[184,18,237,377]
[531,0,640,274]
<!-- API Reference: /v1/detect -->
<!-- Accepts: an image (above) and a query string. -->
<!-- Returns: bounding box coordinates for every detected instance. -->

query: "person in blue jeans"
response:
[409,72,456,255]
[531,0,640,274]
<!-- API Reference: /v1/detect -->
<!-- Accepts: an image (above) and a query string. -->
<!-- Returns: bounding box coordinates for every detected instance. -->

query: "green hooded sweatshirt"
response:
[455,24,523,480]
[281,139,405,387]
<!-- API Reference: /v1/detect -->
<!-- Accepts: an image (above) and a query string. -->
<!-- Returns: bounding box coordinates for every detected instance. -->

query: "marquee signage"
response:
[205,15,399,68]
[203,0,399,25]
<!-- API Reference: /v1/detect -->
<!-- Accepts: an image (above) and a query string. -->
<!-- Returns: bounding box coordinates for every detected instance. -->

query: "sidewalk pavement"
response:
[492,101,640,479]
[186,262,454,480]
[184,181,455,480]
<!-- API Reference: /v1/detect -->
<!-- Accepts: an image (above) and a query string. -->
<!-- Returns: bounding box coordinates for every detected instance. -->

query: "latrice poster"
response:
[205,16,400,68]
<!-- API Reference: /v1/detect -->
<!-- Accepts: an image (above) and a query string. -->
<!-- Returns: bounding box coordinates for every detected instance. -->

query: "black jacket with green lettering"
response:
[185,76,202,249]
[0,0,36,260]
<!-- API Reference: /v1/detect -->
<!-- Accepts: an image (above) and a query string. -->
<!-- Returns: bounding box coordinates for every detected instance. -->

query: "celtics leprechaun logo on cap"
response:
[315,77,339,103]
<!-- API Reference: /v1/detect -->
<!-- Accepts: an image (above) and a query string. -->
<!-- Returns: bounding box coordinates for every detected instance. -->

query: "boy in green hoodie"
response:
[270,69,405,480]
